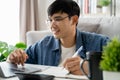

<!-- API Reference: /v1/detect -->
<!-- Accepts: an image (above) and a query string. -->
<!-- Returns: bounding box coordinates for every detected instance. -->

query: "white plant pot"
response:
[103,71,120,80]
[102,6,108,14]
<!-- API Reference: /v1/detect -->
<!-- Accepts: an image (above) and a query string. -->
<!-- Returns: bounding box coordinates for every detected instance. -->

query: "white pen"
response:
[72,46,83,57]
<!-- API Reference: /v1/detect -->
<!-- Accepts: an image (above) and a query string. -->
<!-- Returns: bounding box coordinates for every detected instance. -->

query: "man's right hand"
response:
[7,49,28,66]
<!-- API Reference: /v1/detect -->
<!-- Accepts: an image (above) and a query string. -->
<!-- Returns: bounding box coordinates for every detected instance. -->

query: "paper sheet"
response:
[39,66,69,77]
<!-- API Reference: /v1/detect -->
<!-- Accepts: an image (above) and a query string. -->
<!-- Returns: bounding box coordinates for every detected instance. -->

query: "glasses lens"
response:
[45,19,51,27]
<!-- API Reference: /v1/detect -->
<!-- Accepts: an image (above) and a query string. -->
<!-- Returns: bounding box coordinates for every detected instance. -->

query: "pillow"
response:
[77,23,100,33]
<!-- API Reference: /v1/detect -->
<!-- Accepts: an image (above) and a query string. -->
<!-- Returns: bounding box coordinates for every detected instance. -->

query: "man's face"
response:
[47,13,76,39]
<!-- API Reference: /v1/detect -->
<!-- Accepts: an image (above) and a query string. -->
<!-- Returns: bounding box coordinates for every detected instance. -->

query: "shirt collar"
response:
[52,38,60,51]
[76,28,83,51]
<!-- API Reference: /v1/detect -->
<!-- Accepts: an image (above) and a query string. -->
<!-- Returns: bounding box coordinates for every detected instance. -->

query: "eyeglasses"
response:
[46,16,69,24]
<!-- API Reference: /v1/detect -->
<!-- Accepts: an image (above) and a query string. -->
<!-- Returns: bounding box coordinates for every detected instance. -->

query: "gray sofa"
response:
[26,17,120,46]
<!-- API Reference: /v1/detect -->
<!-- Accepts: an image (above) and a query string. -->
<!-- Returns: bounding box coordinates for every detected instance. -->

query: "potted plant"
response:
[99,0,111,13]
[100,36,120,80]
[99,0,110,6]
[0,41,27,62]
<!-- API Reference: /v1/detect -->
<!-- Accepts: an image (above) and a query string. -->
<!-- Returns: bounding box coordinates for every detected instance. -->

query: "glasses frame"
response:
[46,15,70,24]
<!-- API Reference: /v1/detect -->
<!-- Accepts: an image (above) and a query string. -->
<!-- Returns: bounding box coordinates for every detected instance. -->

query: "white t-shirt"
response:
[59,45,76,66]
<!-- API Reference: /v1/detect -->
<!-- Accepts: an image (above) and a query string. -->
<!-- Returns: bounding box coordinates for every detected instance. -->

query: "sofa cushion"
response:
[77,23,100,33]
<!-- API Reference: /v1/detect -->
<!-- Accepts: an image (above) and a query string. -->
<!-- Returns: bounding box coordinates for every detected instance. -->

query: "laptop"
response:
[0,62,42,78]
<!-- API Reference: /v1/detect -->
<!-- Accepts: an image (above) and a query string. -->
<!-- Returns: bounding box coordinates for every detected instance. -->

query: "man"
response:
[7,0,110,75]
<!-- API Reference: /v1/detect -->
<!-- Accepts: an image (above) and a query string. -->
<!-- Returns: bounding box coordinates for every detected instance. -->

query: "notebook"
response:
[0,62,43,78]
[39,66,88,79]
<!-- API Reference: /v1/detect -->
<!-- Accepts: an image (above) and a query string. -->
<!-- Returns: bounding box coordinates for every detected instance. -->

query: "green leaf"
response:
[15,42,27,50]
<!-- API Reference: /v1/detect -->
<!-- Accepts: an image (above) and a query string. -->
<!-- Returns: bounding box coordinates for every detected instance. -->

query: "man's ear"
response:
[71,15,79,26]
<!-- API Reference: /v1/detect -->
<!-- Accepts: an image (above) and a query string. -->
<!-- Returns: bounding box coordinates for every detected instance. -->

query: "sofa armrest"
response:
[26,30,52,47]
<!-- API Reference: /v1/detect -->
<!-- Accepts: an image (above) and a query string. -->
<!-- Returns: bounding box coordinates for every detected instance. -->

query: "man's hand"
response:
[63,56,88,75]
[7,49,28,66]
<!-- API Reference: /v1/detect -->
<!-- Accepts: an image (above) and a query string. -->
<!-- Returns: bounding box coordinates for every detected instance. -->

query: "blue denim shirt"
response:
[25,29,110,66]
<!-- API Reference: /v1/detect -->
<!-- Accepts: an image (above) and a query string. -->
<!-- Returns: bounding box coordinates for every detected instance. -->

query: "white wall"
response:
[116,0,120,16]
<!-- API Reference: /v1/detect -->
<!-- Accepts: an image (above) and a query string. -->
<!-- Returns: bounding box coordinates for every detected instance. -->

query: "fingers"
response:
[19,49,28,66]
[66,60,80,72]
[9,49,28,66]
[64,58,80,72]
[63,56,80,67]
[63,56,83,75]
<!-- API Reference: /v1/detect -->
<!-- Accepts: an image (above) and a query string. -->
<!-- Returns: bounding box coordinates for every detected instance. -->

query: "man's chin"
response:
[53,35,60,39]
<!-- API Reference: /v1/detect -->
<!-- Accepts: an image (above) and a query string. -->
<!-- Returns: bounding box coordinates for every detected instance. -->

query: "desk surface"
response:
[0,63,88,80]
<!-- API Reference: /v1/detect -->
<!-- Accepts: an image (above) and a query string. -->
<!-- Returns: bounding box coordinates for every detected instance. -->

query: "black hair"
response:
[47,0,80,17]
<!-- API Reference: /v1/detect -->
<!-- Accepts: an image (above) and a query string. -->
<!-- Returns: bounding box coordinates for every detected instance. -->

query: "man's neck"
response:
[60,34,76,48]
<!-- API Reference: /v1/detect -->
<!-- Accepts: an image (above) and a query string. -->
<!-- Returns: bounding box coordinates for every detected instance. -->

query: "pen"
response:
[72,46,83,57]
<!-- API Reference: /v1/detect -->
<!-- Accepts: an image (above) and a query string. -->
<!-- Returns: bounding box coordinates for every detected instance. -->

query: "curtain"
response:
[20,0,40,43]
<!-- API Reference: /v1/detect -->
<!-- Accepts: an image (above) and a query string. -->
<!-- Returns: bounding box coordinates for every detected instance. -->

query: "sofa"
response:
[26,17,120,46]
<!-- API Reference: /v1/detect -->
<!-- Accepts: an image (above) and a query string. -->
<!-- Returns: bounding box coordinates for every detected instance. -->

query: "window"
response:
[0,0,19,45]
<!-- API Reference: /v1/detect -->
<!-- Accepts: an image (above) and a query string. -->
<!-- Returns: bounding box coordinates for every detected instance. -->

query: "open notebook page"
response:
[38,66,88,79]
